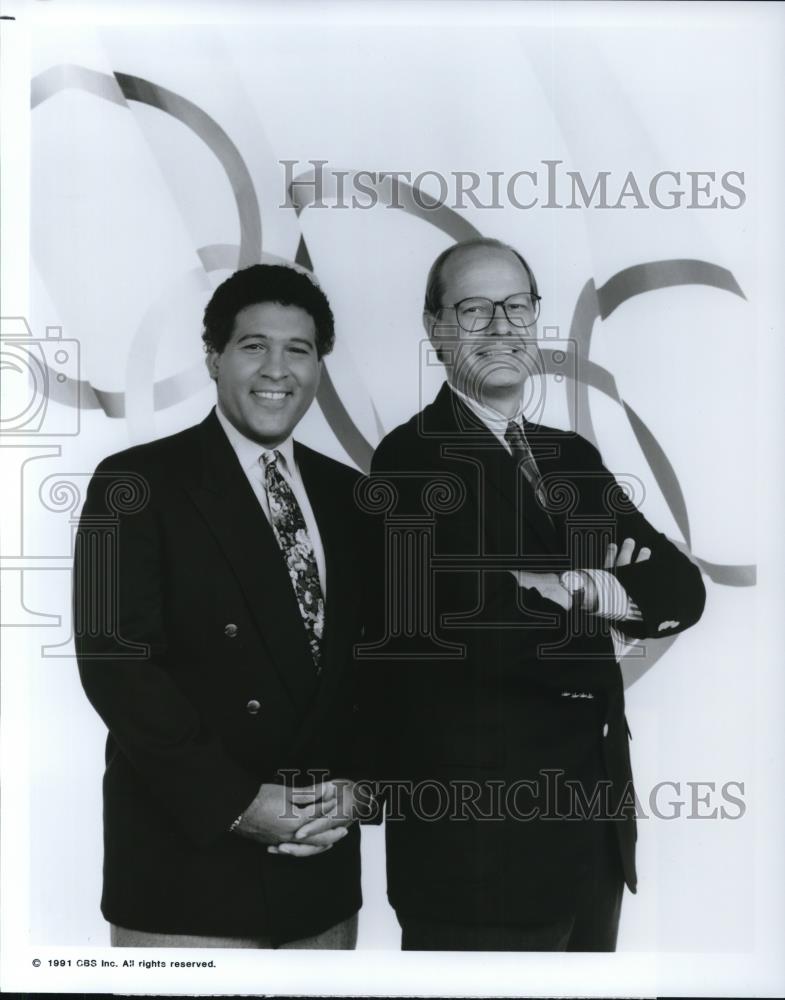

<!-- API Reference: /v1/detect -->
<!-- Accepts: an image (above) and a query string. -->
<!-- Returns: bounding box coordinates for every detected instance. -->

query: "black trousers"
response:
[398,821,624,952]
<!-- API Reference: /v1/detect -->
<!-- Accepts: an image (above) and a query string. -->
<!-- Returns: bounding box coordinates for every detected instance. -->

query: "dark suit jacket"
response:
[74,409,368,943]
[366,383,706,926]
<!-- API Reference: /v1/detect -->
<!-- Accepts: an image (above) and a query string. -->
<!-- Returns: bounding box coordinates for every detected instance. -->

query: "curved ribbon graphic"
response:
[290,168,482,470]
[565,263,753,587]
[31,65,755,604]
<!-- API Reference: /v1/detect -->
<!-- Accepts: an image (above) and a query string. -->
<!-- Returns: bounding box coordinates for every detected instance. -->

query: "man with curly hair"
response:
[75,264,368,949]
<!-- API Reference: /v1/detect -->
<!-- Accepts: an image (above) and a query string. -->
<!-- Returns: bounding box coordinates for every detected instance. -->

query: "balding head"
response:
[423,238,538,318]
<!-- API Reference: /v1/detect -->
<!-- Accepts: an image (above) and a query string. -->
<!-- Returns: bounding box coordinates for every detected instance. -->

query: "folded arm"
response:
[512,438,706,639]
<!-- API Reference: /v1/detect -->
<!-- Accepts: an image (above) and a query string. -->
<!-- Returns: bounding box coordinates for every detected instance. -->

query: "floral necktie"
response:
[261,451,324,670]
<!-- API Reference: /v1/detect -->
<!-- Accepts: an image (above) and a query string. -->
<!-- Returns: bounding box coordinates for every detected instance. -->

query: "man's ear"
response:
[205,348,221,380]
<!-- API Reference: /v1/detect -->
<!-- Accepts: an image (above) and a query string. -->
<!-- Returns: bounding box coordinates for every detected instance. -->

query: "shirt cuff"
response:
[581,568,642,622]
[611,626,640,661]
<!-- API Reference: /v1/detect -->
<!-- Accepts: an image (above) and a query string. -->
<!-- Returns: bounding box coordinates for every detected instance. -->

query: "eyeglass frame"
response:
[438,292,542,332]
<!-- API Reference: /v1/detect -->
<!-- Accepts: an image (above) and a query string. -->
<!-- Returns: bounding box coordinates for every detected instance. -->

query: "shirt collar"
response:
[214,405,296,476]
[448,383,527,444]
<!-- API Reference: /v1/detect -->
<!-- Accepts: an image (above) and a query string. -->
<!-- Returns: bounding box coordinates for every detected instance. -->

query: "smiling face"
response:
[206,301,321,447]
[425,245,539,413]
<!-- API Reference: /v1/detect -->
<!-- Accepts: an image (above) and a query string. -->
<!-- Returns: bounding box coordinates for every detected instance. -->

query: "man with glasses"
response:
[366,237,705,950]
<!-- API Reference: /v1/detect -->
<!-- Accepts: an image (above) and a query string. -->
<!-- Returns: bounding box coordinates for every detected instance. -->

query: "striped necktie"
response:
[505,421,545,499]
[504,420,555,528]
[261,451,324,671]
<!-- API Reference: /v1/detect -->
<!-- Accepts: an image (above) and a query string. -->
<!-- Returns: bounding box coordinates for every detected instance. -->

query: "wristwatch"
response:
[559,570,586,610]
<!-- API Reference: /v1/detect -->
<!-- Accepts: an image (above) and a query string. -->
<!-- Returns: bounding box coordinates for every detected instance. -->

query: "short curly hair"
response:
[202,264,335,357]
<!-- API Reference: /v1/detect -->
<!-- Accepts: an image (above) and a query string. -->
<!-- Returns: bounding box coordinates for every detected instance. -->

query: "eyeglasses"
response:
[442,293,541,332]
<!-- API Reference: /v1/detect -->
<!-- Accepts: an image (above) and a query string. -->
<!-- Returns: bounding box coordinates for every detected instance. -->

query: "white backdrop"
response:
[2,1,784,996]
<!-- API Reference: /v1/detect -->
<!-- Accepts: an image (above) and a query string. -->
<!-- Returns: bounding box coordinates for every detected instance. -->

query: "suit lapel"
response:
[294,442,351,671]
[283,443,361,760]
[183,412,319,711]
[433,385,563,555]
[295,444,353,700]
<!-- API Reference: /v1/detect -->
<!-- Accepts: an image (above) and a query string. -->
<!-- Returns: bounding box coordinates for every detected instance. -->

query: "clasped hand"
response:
[234,779,360,858]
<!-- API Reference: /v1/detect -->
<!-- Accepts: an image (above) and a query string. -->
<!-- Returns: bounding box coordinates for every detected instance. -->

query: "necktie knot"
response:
[261,449,281,471]
[505,420,548,498]
[503,420,557,534]
[504,420,526,451]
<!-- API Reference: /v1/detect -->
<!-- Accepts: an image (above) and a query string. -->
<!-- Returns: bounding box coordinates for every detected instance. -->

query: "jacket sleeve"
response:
[576,437,707,640]
[73,457,260,847]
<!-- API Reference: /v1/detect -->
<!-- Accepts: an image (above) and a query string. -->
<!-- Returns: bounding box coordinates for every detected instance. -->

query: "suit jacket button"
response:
[602,722,609,738]
[246,699,261,715]
[224,624,238,638]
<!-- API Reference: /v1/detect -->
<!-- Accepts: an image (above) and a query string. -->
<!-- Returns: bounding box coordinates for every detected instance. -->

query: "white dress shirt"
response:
[448,385,640,659]
[215,406,327,597]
